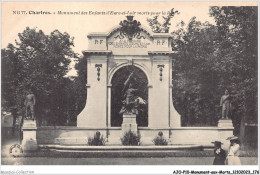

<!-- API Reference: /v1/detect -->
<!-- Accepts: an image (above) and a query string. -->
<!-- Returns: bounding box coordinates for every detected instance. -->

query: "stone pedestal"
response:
[218,119,233,128]
[121,114,138,134]
[22,120,38,151]
[217,119,234,150]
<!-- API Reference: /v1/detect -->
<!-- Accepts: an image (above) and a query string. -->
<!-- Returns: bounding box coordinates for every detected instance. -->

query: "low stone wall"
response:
[37,127,108,144]
[169,127,233,150]
[37,124,233,149]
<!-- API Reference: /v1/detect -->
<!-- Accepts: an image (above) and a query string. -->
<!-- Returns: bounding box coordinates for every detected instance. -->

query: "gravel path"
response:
[2,156,258,165]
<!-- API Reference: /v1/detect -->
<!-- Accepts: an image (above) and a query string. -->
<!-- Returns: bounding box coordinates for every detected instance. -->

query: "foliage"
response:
[172,17,221,126]
[1,27,78,126]
[1,44,20,125]
[208,6,257,137]
[121,131,140,146]
[147,8,179,33]
[209,6,258,126]
[148,7,257,136]
[153,131,168,145]
[1,44,19,110]
[88,131,106,146]
[73,56,88,120]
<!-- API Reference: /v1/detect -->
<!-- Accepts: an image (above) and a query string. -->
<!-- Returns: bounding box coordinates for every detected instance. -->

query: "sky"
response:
[2,1,257,76]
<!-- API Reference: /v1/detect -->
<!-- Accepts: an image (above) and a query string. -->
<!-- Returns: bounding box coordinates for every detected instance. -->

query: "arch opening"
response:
[111,65,148,127]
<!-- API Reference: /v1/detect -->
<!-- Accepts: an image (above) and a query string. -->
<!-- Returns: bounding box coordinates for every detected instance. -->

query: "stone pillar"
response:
[148,54,170,128]
[107,84,112,127]
[147,84,153,127]
[77,51,111,127]
[169,54,181,127]
[22,120,38,151]
[121,114,138,134]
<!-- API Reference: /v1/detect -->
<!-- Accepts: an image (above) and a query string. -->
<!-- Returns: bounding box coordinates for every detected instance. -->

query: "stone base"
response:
[22,139,38,151]
[121,114,138,134]
[56,137,88,145]
[23,119,37,128]
[218,119,233,128]
[22,120,38,151]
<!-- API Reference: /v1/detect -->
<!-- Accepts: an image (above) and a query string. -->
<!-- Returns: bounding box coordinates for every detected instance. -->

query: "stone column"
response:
[147,84,153,127]
[107,84,112,127]
[22,120,38,151]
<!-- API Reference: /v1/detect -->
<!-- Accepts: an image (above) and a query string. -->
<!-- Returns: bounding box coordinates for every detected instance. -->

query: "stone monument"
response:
[218,89,233,128]
[77,16,181,129]
[120,71,146,134]
[33,16,234,147]
[76,15,181,144]
[220,89,231,119]
[22,90,38,151]
[24,89,36,120]
[22,120,38,151]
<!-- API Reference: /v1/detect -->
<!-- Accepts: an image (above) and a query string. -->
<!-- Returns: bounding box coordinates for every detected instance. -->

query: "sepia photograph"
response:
[1,1,259,174]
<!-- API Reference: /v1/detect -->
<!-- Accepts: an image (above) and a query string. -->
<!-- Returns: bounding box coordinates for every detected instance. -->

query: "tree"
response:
[147,8,179,33]
[2,44,19,109]
[1,44,21,133]
[74,56,87,116]
[147,6,257,134]
[210,6,258,140]
[61,56,88,126]
[2,27,77,126]
[148,9,222,126]
[172,17,221,126]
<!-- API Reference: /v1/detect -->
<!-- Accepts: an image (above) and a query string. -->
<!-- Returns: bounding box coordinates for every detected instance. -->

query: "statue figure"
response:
[24,89,36,120]
[220,89,231,119]
[119,72,146,115]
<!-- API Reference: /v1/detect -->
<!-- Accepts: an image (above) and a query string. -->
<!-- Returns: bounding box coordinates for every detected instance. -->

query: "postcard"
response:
[1,1,258,174]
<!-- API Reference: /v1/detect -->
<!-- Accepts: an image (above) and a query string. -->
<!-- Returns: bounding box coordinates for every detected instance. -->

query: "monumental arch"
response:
[76,16,181,143]
[34,17,233,147]
[77,18,180,123]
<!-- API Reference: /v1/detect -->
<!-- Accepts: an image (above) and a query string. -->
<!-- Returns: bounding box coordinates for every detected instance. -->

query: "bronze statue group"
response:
[119,72,146,115]
[212,136,241,165]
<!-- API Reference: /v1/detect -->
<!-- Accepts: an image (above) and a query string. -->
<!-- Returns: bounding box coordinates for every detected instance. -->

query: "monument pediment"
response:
[107,29,153,55]
[86,16,172,55]
[109,16,151,40]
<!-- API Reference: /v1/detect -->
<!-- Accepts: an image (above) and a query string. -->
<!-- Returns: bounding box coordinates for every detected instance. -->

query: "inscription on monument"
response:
[108,39,150,48]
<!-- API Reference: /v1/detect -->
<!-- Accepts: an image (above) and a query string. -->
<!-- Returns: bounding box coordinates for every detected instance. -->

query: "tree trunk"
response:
[11,108,17,136]
[239,114,246,148]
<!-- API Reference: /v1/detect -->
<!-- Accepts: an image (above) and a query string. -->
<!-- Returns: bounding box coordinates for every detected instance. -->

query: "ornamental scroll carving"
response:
[115,16,145,40]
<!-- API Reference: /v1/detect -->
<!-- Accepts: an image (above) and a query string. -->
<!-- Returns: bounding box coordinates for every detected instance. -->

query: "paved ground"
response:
[2,156,258,165]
